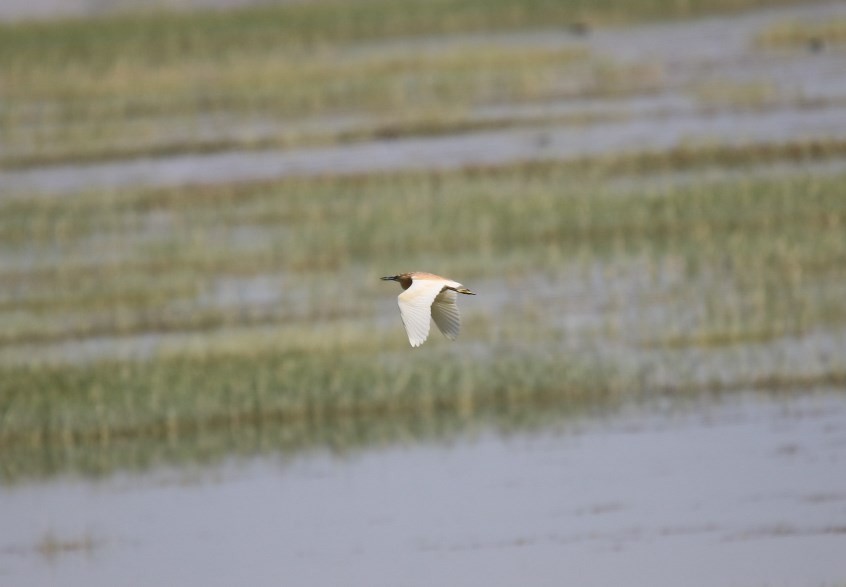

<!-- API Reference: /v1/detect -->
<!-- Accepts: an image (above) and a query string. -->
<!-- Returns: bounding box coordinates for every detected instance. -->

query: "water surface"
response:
[2,392,845,586]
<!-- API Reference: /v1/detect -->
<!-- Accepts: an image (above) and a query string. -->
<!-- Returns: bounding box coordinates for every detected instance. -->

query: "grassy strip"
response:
[5,136,846,243]
[756,18,846,48]
[1,351,842,482]
[0,349,621,461]
[1,108,629,171]
[2,162,845,348]
[1,0,807,66]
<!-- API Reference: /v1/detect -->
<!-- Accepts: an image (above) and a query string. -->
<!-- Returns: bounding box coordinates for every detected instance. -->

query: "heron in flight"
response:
[381,272,476,347]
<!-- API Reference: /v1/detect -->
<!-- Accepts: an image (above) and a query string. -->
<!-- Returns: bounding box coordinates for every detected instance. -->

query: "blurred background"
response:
[1,0,846,585]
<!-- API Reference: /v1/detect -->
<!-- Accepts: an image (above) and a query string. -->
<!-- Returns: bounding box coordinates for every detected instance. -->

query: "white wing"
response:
[431,289,461,340]
[397,279,446,347]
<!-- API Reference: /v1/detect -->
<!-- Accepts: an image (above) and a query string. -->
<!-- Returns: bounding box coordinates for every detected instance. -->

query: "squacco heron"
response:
[381,272,476,347]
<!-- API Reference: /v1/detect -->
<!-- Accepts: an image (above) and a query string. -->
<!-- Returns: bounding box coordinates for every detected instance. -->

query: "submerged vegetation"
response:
[1,0,845,482]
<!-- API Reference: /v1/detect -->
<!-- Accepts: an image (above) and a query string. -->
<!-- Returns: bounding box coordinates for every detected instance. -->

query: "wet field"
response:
[1,0,846,585]
[3,393,846,586]
[4,2,846,194]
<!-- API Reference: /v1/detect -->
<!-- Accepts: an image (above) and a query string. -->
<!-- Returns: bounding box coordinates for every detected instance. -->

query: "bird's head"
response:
[381,273,413,290]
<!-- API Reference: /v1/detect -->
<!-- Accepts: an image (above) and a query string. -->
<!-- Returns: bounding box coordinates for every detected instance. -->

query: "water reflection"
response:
[2,391,845,586]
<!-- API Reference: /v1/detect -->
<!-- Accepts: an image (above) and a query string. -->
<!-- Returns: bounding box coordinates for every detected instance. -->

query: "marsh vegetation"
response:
[1,0,845,483]
[2,0,841,171]
[3,156,845,480]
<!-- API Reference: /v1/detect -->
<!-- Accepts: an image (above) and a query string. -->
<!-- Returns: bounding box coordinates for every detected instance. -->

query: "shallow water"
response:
[2,392,845,587]
[6,102,846,196]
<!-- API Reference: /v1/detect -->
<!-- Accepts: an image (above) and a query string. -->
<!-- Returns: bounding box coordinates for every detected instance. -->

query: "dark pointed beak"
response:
[380,275,397,281]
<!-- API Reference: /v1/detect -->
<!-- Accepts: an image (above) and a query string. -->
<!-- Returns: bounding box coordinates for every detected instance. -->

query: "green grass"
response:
[0,354,621,481]
[1,0,809,65]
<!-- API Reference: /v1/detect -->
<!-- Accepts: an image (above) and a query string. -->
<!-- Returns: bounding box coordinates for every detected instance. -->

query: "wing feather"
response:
[397,279,446,347]
[431,289,461,340]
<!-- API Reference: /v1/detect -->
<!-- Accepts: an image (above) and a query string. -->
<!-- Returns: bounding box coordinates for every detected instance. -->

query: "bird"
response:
[381,272,476,347]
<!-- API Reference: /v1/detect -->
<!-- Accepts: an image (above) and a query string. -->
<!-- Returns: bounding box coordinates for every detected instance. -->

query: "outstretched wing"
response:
[397,279,446,347]
[431,289,461,340]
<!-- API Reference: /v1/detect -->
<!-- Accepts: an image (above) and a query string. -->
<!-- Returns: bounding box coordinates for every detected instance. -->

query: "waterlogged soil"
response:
[3,2,846,194]
[2,392,845,587]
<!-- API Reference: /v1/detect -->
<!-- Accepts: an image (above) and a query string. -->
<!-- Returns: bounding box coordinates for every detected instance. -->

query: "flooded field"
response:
[3,392,846,586]
[2,0,846,584]
[4,2,846,193]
